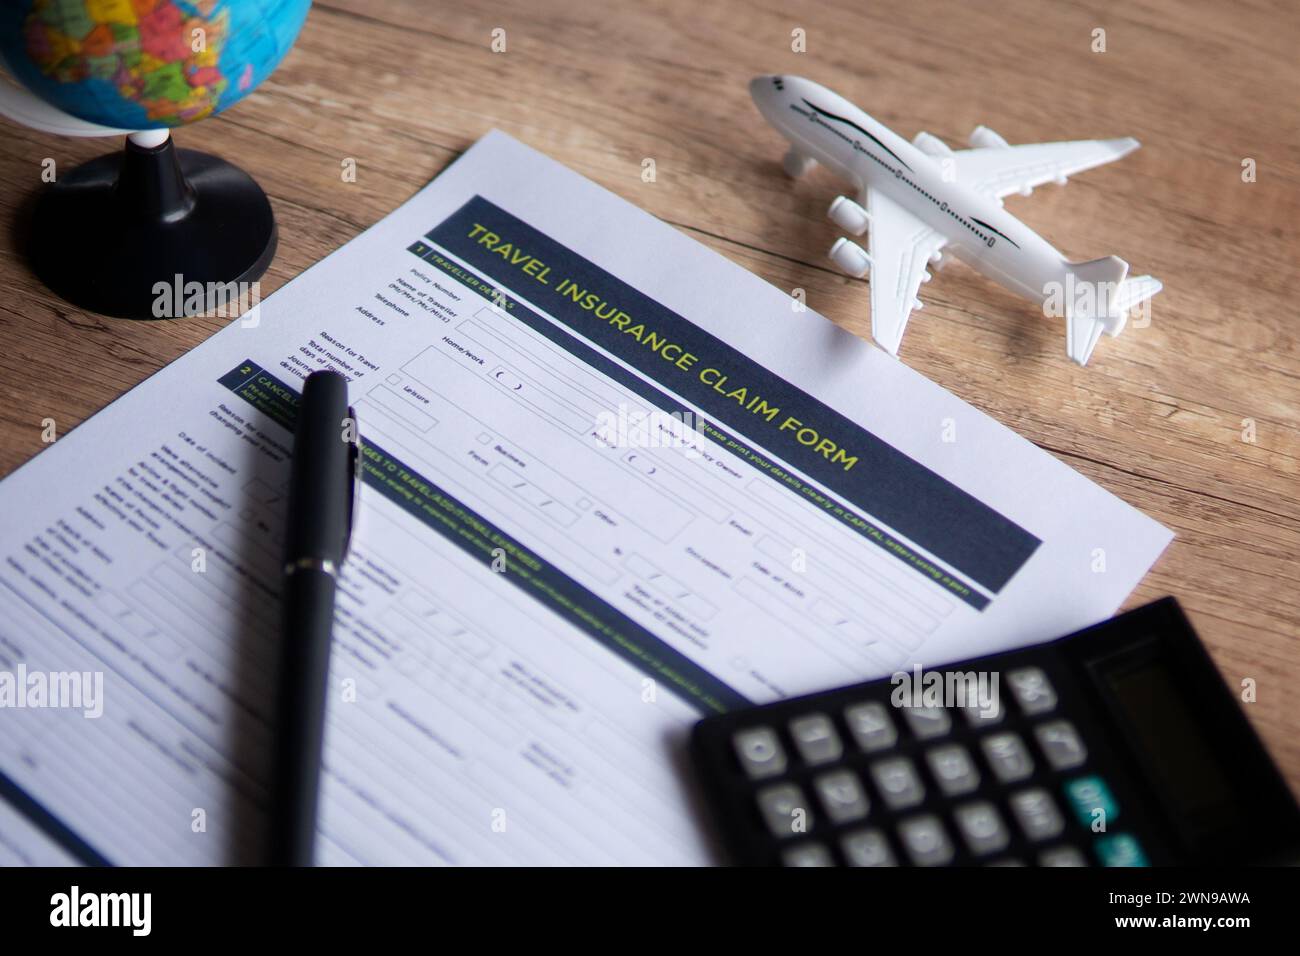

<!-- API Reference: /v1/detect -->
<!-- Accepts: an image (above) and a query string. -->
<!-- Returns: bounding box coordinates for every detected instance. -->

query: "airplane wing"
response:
[953,138,1140,201]
[864,188,947,355]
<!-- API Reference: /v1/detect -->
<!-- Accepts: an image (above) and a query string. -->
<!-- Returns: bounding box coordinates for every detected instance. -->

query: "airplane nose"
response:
[749,75,783,105]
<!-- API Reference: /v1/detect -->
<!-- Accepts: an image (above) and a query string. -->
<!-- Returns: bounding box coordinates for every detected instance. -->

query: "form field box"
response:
[755,534,935,639]
[732,577,877,671]
[396,591,462,637]
[811,597,921,653]
[403,345,591,434]
[470,308,627,409]
[489,464,579,527]
[746,478,954,617]
[212,521,278,575]
[396,590,493,658]
[95,589,184,660]
[624,552,718,621]
[242,477,286,509]
[460,318,609,420]
[622,451,730,523]
[366,384,439,433]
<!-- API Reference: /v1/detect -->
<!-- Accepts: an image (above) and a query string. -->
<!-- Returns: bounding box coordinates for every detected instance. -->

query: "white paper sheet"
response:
[0,131,1171,864]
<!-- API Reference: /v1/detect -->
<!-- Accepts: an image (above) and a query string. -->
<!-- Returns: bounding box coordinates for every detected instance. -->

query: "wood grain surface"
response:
[2,0,1299,794]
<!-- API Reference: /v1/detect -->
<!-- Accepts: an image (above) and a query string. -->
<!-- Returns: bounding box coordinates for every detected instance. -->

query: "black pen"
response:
[269,369,359,866]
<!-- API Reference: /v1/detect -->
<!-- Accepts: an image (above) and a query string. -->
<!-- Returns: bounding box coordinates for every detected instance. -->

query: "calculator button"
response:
[756,783,814,838]
[897,815,954,866]
[789,713,843,766]
[840,828,897,867]
[781,842,834,867]
[1094,834,1149,867]
[925,744,980,796]
[732,727,787,780]
[844,701,897,752]
[1034,720,1087,770]
[1009,788,1065,841]
[981,732,1034,783]
[870,757,925,810]
[1064,775,1120,829]
[1006,667,1057,715]
[954,801,1009,856]
[814,770,870,824]
[958,694,1004,727]
[902,705,951,740]
[1039,845,1089,867]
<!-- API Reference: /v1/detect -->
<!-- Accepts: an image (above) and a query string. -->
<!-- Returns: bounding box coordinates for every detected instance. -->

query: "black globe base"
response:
[29,135,277,320]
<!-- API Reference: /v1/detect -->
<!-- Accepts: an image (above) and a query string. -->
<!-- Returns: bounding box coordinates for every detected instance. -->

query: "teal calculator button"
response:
[1095,834,1149,867]
[1064,775,1120,828]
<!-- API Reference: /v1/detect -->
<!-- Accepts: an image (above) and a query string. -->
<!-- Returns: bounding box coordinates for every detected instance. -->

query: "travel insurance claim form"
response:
[0,132,1170,865]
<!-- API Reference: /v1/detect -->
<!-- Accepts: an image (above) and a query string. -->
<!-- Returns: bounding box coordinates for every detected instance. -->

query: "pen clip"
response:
[342,404,361,562]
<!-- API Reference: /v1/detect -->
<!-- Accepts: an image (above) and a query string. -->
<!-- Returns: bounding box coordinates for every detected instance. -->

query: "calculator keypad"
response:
[733,727,786,780]
[1034,720,1087,770]
[843,702,896,752]
[981,732,1035,783]
[925,744,980,796]
[789,714,842,766]
[1009,788,1065,841]
[958,695,1004,727]
[840,828,895,867]
[712,660,1152,866]
[814,770,870,823]
[782,843,834,867]
[1064,775,1120,828]
[898,815,954,866]
[902,705,951,740]
[1006,667,1057,714]
[756,783,812,838]
[1094,834,1148,867]
[870,757,925,810]
[954,801,1009,856]
[1039,845,1088,867]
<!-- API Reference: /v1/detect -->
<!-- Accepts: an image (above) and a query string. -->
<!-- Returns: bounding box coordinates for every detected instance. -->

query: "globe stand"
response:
[28,130,277,319]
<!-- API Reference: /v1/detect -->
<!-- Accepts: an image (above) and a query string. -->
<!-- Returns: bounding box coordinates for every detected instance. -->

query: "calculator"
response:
[690,598,1300,866]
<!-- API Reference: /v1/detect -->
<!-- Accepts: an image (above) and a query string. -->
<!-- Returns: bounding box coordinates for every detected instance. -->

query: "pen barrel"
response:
[270,369,353,866]
[283,371,353,564]
[269,567,338,866]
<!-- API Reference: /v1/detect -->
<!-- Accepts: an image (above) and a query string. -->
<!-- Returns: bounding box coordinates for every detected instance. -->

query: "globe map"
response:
[0,0,311,128]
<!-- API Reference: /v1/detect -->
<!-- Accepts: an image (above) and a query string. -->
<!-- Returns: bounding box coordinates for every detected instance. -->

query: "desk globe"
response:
[0,0,312,317]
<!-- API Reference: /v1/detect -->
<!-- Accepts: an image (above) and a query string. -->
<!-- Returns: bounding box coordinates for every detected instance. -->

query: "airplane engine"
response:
[827,196,870,235]
[829,238,871,278]
[968,125,1010,149]
[912,131,953,156]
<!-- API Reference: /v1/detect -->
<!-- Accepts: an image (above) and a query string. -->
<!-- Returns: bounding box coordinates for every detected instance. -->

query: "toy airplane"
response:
[750,75,1162,365]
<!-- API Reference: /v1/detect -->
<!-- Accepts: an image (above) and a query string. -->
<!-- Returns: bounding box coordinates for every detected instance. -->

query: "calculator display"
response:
[1102,659,1233,821]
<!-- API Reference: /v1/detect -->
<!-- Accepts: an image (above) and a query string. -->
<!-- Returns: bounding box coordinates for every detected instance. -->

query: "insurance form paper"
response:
[0,131,1170,865]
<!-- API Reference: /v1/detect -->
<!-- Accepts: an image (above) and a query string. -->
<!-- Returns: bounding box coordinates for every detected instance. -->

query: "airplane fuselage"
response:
[756,78,1072,302]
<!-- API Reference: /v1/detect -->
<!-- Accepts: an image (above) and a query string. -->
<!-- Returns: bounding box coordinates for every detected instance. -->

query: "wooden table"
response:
[3,0,1298,795]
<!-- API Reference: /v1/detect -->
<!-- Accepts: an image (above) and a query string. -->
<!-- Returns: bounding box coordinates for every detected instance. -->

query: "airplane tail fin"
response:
[1063,255,1161,366]
[1106,274,1163,339]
